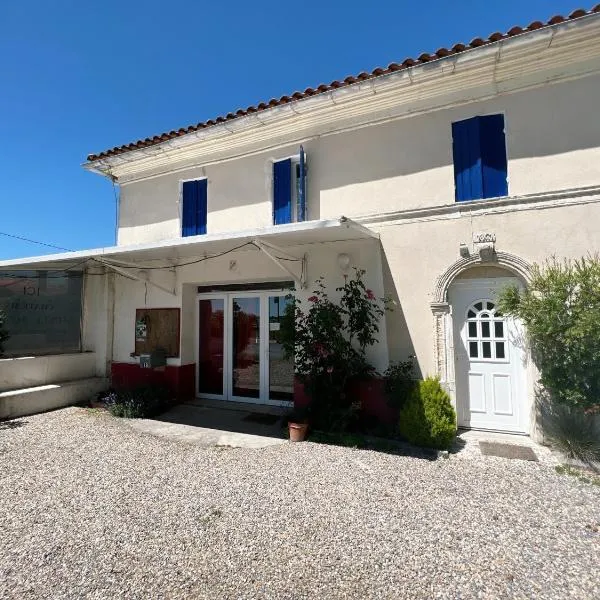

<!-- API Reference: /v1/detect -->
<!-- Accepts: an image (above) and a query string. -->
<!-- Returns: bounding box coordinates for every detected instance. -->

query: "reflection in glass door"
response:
[197,297,225,396]
[231,297,260,399]
[268,295,294,401]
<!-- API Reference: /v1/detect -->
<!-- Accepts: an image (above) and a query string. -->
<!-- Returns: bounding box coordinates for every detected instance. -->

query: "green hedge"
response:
[398,377,456,450]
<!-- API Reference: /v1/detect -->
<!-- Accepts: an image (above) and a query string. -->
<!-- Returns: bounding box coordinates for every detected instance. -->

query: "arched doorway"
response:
[431,253,532,434]
[449,277,527,432]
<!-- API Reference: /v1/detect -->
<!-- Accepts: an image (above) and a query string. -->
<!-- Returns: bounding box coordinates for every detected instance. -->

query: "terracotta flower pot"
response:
[288,422,308,442]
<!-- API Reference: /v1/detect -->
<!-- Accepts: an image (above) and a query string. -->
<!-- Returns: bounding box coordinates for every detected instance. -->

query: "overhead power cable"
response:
[0,231,73,252]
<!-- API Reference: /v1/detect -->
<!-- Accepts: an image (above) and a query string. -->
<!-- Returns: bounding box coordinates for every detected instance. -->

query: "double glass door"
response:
[196,292,294,405]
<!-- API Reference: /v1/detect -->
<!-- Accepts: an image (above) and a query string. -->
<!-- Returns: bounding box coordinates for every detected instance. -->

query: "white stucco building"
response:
[1,7,599,435]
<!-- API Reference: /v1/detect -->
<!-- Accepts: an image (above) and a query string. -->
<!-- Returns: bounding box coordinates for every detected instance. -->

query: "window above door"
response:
[452,114,508,202]
[181,178,207,237]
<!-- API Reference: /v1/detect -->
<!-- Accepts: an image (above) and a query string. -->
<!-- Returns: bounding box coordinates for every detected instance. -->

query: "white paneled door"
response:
[451,279,527,433]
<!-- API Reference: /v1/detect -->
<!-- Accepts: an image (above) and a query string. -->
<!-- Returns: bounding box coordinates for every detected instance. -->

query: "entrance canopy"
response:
[0,217,378,291]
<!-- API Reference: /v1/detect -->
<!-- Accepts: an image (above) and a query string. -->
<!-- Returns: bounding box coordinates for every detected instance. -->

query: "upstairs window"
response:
[452,114,508,202]
[273,146,307,225]
[182,178,207,236]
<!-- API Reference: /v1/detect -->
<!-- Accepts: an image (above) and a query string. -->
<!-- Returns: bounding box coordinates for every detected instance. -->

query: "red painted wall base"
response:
[294,376,396,426]
[111,362,195,400]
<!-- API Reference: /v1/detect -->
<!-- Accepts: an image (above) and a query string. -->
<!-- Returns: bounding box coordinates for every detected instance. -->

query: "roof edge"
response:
[85,6,600,164]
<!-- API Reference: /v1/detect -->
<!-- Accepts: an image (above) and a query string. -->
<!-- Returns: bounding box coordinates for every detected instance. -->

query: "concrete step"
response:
[0,377,108,420]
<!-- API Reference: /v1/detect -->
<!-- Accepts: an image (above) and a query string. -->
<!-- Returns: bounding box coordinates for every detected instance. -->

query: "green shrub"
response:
[102,386,171,419]
[384,358,416,409]
[398,377,456,450]
[539,394,600,470]
[280,269,389,432]
[498,257,600,411]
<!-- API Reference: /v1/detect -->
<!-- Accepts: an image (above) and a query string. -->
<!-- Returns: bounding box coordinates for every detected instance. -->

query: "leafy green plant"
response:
[280,269,388,432]
[384,357,416,409]
[0,309,9,356]
[539,393,600,470]
[101,386,171,419]
[398,377,456,450]
[498,257,600,411]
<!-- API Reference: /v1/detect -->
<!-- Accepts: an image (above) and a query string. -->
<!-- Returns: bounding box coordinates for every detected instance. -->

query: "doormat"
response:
[479,441,538,462]
[242,413,280,425]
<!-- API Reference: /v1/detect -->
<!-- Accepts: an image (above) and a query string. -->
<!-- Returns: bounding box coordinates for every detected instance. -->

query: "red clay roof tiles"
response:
[86,5,600,163]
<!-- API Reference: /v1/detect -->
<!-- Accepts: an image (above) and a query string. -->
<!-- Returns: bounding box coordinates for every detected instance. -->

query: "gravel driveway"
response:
[1,408,598,599]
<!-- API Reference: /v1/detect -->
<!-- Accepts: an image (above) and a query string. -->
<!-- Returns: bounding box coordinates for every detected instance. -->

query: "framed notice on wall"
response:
[134,308,180,357]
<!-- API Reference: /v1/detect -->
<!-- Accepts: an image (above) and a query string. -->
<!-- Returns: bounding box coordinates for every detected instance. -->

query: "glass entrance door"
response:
[268,295,294,402]
[231,296,261,400]
[196,292,293,406]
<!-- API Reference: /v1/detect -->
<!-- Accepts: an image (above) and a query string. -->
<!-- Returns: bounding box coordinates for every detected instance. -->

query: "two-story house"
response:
[1,6,600,436]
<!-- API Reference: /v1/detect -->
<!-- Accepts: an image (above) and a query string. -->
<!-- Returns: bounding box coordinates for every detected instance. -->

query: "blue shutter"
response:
[196,178,207,234]
[480,114,508,199]
[298,146,306,222]
[452,117,482,202]
[182,181,197,237]
[273,159,292,225]
[182,179,207,236]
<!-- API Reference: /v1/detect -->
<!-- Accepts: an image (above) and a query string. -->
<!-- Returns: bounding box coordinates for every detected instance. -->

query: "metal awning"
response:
[0,217,378,293]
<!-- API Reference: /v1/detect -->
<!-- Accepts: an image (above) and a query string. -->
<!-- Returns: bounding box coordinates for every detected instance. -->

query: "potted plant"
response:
[287,406,310,442]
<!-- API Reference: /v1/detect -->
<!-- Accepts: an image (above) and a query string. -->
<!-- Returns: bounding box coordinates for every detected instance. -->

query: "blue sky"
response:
[0,0,583,259]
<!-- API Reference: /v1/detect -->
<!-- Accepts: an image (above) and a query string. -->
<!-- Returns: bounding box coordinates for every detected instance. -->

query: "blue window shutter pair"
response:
[182,179,207,236]
[273,149,307,225]
[452,114,507,202]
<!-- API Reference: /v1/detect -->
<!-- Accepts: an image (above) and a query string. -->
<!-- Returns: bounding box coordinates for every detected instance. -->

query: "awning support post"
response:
[253,238,306,289]
[94,258,177,296]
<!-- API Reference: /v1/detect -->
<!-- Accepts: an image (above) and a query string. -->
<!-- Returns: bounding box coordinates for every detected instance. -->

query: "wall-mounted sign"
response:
[0,271,83,356]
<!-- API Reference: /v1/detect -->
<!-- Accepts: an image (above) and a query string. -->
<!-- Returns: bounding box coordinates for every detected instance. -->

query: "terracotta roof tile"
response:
[87,6,598,162]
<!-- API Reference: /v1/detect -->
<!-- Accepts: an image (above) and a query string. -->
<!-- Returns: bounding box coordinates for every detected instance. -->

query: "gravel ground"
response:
[1,408,599,600]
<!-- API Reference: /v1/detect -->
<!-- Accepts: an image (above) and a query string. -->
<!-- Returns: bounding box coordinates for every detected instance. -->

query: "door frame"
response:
[195,290,294,407]
[195,293,229,402]
[449,277,528,434]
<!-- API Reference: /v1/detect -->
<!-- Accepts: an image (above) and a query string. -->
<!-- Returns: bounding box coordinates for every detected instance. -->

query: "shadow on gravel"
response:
[308,431,440,461]
[0,419,28,430]
[152,404,287,439]
[449,436,467,455]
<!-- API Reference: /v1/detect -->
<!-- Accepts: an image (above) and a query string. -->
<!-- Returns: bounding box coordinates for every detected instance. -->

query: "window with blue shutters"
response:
[452,114,508,202]
[273,147,307,225]
[181,179,207,236]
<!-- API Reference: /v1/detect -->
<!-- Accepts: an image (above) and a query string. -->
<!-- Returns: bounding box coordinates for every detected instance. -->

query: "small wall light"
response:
[337,253,351,273]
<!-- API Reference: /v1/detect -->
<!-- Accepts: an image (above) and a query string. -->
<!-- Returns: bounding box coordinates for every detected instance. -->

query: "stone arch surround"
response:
[430,252,532,388]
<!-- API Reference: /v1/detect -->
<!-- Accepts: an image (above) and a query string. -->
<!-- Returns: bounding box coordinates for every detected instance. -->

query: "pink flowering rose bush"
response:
[280,269,389,431]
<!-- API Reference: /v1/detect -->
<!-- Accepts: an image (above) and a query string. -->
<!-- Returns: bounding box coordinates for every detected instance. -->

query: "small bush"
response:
[398,377,456,450]
[100,386,171,419]
[384,358,416,409]
[540,395,600,470]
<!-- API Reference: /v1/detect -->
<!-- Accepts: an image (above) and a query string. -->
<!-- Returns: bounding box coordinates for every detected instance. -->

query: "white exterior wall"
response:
[81,269,113,377]
[117,75,600,245]
[378,200,600,375]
